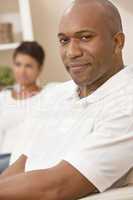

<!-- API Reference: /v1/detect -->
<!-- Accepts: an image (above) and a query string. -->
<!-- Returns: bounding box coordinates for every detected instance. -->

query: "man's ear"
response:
[114,32,125,54]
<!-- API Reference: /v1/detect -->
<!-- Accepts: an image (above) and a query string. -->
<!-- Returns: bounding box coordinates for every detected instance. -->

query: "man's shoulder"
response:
[118,65,133,95]
[120,65,133,86]
[93,65,133,116]
[102,65,133,98]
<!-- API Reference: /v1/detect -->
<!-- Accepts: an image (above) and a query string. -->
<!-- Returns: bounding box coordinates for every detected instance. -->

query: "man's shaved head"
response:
[59,0,124,89]
[64,0,123,35]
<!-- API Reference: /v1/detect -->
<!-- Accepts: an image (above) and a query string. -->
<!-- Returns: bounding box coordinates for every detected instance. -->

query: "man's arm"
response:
[0,156,97,200]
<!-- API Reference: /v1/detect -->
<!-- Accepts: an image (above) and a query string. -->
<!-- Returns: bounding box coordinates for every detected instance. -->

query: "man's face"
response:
[58,4,116,86]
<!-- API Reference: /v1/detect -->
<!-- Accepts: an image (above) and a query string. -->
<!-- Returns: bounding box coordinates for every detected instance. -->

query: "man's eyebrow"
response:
[57,29,96,37]
[75,30,96,35]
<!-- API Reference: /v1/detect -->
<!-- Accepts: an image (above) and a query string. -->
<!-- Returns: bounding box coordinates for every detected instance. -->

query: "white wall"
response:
[112,0,133,66]
[29,0,72,84]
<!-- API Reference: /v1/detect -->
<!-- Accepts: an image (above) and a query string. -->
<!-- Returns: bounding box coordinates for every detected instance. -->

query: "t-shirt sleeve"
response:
[63,93,133,192]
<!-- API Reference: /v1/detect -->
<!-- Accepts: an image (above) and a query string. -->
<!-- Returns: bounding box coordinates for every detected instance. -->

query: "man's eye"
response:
[81,35,93,41]
[59,38,69,45]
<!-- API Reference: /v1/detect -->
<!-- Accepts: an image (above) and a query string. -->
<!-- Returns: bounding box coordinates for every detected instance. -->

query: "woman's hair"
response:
[13,41,45,68]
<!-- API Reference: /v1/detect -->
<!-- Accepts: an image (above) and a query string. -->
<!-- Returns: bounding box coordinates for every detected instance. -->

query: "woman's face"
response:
[12,53,41,87]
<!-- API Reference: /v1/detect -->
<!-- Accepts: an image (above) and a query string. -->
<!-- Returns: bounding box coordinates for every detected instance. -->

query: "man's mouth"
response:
[68,63,90,72]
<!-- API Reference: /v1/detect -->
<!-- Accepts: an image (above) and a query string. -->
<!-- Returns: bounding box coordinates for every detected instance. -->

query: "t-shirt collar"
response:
[68,65,133,104]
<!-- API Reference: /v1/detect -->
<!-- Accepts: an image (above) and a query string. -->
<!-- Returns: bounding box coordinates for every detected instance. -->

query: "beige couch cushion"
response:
[81,186,133,200]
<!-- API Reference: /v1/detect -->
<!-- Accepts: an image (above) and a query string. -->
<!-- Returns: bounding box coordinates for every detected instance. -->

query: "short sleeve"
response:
[63,93,133,192]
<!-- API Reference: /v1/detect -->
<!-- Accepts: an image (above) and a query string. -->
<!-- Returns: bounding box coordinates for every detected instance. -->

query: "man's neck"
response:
[78,65,124,98]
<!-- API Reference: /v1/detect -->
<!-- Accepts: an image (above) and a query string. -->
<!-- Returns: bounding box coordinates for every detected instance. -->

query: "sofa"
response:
[81,186,133,200]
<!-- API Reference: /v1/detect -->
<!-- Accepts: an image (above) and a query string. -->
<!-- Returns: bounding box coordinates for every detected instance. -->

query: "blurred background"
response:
[0,0,132,87]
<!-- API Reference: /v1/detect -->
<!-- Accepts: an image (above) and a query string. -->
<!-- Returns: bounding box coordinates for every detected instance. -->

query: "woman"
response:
[0,41,45,155]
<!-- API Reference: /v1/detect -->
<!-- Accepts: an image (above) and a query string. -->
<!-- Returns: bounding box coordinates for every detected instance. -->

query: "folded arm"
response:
[0,156,97,200]
[0,155,27,179]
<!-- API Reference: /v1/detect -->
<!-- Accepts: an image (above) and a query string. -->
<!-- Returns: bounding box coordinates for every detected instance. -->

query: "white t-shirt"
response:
[11,66,133,192]
[0,88,47,153]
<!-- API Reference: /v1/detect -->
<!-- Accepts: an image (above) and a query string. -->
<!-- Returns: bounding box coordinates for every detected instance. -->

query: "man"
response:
[0,0,133,199]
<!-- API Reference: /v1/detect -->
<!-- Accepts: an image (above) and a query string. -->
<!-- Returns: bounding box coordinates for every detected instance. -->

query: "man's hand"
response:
[0,155,27,180]
[0,156,97,200]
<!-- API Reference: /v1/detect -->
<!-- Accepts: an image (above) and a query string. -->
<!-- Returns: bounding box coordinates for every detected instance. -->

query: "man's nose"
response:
[66,39,83,59]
